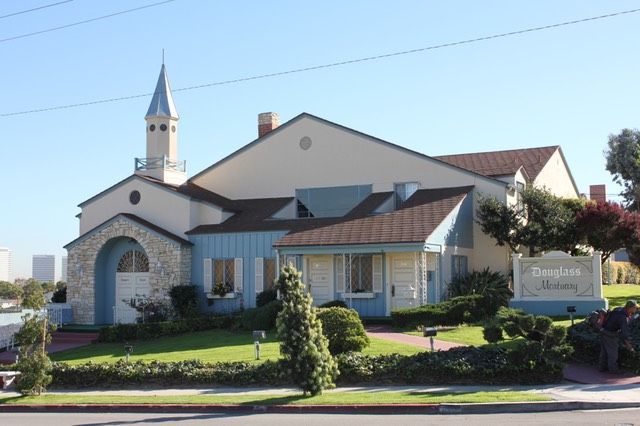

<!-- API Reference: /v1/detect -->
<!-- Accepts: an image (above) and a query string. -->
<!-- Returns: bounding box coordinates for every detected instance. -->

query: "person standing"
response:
[599,300,638,373]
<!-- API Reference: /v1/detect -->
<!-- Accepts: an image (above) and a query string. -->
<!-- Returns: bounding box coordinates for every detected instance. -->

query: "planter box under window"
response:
[207,293,237,299]
[341,292,375,299]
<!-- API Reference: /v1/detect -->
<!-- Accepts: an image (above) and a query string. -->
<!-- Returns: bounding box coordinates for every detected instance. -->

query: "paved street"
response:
[2,409,640,426]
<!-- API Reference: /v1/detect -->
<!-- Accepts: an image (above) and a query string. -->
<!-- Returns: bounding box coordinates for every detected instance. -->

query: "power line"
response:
[0,0,175,43]
[0,0,73,20]
[2,7,639,118]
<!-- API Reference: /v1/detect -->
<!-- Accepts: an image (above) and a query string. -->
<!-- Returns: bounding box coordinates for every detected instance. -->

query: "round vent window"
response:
[171,125,176,133]
[299,136,312,150]
[160,124,167,132]
[129,190,141,205]
[149,124,156,132]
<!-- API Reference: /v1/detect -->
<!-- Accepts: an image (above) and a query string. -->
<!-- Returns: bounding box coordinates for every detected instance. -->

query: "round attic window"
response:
[149,124,156,132]
[129,190,141,205]
[299,136,312,150]
[160,124,167,132]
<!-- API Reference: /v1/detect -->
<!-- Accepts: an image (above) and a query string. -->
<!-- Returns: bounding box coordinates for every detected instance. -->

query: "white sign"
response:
[512,251,603,300]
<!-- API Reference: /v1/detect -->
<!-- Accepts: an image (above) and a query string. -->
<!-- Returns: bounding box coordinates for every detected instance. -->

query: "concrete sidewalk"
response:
[1,383,639,414]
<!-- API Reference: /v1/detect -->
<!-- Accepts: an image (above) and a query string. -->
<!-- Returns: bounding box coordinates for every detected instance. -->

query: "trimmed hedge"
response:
[319,300,348,309]
[39,343,562,388]
[241,300,282,330]
[568,320,640,373]
[98,315,239,343]
[316,307,369,354]
[391,294,490,327]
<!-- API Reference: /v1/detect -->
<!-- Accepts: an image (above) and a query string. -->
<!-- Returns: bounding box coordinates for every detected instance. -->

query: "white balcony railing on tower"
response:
[135,156,186,172]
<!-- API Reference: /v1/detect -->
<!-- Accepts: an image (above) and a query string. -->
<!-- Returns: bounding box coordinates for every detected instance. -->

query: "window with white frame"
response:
[335,254,383,294]
[451,255,468,280]
[394,182,420,209]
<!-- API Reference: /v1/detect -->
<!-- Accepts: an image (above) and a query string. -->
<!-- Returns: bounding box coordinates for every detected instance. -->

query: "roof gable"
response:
[434,146,559,181]
[190,113,506,188]
[64,213,193,249]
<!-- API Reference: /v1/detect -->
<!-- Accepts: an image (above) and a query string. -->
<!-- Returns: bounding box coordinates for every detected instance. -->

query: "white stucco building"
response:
[65,65,580,324]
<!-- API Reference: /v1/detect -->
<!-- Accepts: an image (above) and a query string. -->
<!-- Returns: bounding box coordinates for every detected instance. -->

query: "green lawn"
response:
[50,330,423,364]
[604,284,640,308]
[0,391,550,405]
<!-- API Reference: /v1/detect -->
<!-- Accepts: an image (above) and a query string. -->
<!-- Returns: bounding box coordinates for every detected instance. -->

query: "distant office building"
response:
[32,255,55,283]
[61,256,68,282]
[0,248,11,282]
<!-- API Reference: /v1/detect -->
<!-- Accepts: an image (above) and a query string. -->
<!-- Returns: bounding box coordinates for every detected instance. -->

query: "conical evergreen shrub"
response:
[276,264,338,395]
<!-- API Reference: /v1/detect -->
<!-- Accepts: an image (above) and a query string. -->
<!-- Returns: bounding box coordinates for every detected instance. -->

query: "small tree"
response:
[576,200,640,263]
[276,264,338,395]
[477,187,585,256]
[15,283,53,395]
[605,128,640,210]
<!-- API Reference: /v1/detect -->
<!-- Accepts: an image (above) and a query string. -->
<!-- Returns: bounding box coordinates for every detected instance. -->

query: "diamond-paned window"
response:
[214,259,235,289]
[264,258,276,290]
[349,254,373,292]
[117,250,149,273]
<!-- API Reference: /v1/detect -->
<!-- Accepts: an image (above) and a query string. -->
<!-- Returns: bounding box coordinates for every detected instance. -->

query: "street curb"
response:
[0,401,639,414]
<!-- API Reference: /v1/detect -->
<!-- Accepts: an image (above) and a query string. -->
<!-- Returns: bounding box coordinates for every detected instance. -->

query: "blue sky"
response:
[1,1,639,280]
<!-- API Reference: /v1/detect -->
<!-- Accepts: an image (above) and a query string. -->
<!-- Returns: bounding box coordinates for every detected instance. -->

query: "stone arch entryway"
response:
[65,215,192,325]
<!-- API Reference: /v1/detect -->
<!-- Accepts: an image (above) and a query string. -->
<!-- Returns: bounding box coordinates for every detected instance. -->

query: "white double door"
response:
[115,273,151,324]
[390,254,417,310]
[305,256,333,306]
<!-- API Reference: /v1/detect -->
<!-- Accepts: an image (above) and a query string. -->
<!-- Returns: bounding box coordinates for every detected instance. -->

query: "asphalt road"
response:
[1,409,639,426]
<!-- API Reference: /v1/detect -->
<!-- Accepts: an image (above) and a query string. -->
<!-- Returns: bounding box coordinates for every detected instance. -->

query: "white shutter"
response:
[373,255,383,293]
[335,255,345,293]
[234,258,244,292]
[203,258,213,293]
[255,257,264,293]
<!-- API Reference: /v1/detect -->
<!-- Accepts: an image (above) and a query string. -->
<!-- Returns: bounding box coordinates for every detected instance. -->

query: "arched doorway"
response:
[115,249,150,324]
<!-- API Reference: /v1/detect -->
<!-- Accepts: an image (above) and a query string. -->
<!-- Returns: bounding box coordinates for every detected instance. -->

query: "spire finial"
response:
[162,49,165,65]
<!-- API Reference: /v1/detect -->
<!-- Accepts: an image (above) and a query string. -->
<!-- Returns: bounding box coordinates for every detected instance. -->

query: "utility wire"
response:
[0,0,73,20]
[0,0,175,43]
[2,7,639,118]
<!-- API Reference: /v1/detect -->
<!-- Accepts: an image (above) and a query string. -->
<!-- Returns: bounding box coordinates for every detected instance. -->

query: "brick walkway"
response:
[0,331,98,364]
[366,325,640,385]
[365,325,463,351]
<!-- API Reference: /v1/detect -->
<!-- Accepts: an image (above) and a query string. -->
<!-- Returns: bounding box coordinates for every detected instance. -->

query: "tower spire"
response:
[145,63,179,119]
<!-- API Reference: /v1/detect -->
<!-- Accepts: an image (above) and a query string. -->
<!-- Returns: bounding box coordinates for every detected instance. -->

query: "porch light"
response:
[253,330,266,360]
[567,306,577,326]
[423,326,437,352]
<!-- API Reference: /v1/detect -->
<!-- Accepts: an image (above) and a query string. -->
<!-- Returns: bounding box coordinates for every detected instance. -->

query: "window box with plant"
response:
[212,282,236,299]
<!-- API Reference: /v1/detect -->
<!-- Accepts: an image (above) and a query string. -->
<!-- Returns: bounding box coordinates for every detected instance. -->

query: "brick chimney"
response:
[589,184,606,203]
[258,112,280,138]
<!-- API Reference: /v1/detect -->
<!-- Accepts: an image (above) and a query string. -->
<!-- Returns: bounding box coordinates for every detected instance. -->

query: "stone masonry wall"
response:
[67,218,192,324]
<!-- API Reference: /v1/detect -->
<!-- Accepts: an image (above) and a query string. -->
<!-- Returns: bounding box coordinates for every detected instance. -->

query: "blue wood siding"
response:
[190,231,287,314]
[428,193,473,249]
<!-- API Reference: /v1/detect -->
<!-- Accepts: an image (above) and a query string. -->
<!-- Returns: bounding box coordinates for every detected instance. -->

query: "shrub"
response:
[256,288,277,307]
[169,285,198,319]
[448,268,512,312]
[316,307,369,354]
[568,319,640,373]
[483,307,573,368]
[98,315,239,343]
[319,300,348,309]
[276,264,337,395]
[51,285,66,303]
[41,344,563,388]
[391,294,489,327]
[241,300,282,330]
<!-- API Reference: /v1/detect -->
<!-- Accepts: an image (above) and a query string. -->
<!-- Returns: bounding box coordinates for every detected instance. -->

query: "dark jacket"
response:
[603,307,632,341]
